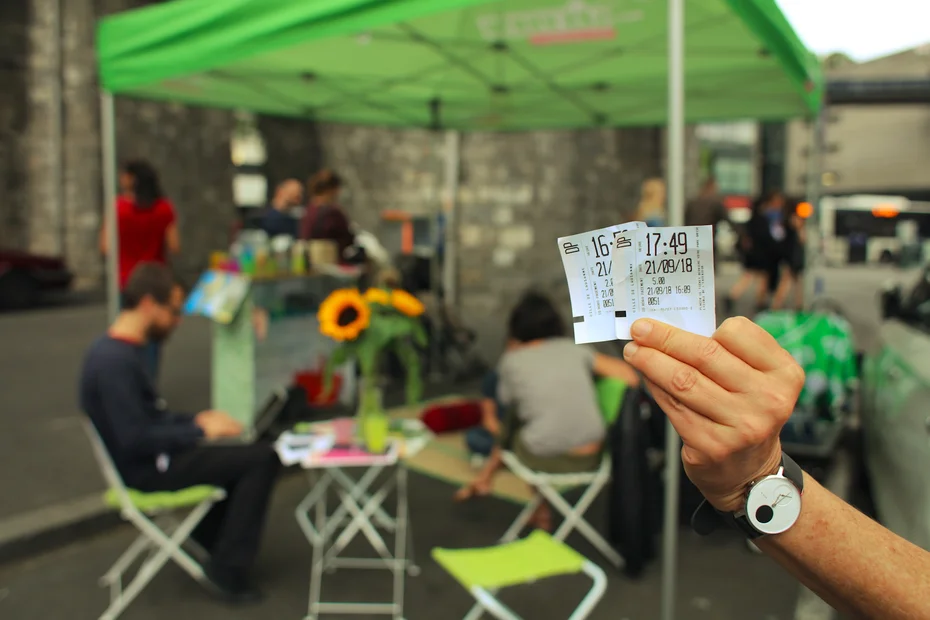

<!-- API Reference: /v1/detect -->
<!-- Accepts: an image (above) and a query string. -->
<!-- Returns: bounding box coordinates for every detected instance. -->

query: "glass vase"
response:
[356,379,387,452]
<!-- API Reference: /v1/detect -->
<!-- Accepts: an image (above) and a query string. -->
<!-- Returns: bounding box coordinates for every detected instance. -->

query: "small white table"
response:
[293,420,431,620]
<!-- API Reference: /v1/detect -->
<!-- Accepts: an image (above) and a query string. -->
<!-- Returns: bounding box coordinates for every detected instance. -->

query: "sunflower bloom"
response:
[390,289,425,317]
[318,289,371,341]
[364,287,391,306]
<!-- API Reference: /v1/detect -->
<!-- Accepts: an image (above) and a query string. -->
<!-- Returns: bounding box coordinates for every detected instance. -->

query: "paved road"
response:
[0,471,801,620]
[0,304,213,520]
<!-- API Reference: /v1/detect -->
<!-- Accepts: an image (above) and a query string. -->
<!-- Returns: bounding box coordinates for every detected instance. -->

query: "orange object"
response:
[381,210,415,254]
[295,371,343,406]
[796,202,813,219]
[872,204,899,218]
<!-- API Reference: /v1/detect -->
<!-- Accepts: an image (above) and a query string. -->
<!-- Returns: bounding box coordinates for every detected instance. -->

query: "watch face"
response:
[746,476,801,535]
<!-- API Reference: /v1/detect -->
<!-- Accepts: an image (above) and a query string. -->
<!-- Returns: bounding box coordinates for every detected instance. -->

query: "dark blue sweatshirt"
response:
[79,335,204,485]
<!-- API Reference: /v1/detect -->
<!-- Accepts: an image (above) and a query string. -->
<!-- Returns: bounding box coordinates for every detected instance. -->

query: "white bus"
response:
[818,195,930,265]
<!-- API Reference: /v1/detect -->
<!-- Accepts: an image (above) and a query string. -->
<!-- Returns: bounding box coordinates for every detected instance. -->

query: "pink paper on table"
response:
[304,440,400,468]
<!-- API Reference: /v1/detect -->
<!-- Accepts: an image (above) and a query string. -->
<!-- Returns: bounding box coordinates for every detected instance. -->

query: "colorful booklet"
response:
[184,269,251,324]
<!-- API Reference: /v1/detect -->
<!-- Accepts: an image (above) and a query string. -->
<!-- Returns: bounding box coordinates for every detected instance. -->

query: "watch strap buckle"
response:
[691,499,723,536]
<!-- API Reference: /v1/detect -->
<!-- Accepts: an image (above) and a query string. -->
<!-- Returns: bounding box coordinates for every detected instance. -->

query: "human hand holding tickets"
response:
[195,410,244,439]
[622,317,805,513]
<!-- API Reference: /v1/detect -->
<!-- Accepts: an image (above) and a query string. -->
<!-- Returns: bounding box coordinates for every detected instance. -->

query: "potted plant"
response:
[317,287,427,451]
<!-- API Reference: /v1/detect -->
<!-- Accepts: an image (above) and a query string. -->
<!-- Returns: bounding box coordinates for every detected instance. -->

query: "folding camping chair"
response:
[82,419,226,620]
[498,378,627,569]
[433,530,608,620]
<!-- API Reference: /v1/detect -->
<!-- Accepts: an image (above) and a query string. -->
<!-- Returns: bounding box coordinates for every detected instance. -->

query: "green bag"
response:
[755,311,858,418]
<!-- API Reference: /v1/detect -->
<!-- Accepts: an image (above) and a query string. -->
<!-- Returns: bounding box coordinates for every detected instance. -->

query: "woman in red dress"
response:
[99,160,180,380]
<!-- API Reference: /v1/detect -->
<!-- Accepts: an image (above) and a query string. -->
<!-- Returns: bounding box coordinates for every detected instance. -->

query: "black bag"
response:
[607,388,660,578]
[640,393,706,527]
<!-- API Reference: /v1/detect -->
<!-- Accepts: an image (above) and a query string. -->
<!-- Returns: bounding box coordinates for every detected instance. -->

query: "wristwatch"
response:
[691,452,804,540]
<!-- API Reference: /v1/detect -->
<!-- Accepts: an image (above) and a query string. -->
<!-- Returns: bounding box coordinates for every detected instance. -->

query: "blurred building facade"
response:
[784,45,930,200]
[695,121,760,210]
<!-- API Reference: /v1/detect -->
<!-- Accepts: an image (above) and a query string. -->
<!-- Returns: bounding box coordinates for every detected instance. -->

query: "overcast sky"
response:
[776,0,929,61]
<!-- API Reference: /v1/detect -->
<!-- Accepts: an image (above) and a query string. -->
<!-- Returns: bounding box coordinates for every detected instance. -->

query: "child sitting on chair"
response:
[455,291,638,530]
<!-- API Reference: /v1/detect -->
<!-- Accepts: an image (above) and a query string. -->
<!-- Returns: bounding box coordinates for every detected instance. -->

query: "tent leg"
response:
[804,108,825,307]
[100,92,119,323]
[428,130,461,382]
[442,130,461,310]
[662,0,685,619]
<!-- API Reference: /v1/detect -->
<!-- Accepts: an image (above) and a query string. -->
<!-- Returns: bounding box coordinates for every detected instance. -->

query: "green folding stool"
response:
[83,419,226,620]
[433,530,608,620]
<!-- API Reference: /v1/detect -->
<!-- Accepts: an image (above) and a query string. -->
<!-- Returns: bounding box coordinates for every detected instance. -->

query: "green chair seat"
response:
[104,485,223,512]
[595,377,627,425]
[432,531,586,591]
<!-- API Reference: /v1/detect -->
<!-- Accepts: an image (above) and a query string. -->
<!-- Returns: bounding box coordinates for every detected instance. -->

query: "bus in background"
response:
[819,195,930,266]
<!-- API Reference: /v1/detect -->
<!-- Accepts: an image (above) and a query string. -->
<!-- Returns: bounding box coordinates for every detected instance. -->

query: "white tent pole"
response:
[101,92,119,323]
[661,0,685,618]
[804,108,825,306]
[442,130,461,309]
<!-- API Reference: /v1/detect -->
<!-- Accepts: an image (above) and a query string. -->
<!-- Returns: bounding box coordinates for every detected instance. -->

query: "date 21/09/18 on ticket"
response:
[558,224,716,343]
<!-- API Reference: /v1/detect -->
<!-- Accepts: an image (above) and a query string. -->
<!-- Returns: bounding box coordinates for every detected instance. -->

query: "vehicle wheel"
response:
[0,271,40,310]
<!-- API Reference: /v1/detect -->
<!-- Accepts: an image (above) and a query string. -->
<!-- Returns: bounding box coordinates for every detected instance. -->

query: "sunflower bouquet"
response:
[317,287,428,409]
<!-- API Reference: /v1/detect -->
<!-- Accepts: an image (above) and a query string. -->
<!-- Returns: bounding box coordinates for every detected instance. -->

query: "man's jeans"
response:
[465,371,503,457]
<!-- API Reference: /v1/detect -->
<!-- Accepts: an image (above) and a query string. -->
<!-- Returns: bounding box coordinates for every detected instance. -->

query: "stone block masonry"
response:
[0,1,31,251]
[7,0,699,363]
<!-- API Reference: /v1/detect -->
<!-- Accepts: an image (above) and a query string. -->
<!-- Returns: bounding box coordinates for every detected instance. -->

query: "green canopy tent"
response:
[96,2,822,618]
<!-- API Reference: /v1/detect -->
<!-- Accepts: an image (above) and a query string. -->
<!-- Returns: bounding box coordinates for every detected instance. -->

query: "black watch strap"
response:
[691,452,804,538]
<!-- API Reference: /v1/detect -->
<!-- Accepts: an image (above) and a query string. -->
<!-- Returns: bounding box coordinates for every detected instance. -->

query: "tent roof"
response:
[97,0,823,131]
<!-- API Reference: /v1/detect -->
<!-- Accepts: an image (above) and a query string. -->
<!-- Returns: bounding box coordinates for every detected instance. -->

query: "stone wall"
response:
[308,125,697,360]
[0,1,31,250]
[16,0,237,287]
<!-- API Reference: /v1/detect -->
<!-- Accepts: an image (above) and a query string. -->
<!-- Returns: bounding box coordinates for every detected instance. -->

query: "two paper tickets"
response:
[558,223,716,343]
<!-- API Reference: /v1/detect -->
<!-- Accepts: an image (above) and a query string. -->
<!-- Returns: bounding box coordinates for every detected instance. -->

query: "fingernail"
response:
[631,320,652,338]
[624,342,640,358]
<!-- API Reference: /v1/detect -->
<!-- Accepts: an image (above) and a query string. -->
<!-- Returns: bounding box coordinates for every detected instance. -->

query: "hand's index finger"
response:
[712,317,796,373]
[629,318,754,393]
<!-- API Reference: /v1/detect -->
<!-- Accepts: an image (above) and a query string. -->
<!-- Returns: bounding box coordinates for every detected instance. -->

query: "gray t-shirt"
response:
[497,338,605,457]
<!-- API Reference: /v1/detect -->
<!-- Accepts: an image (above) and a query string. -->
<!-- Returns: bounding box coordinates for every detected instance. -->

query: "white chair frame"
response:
[499,451,623,569]
[463,559,607,620]
[82,420,226,620]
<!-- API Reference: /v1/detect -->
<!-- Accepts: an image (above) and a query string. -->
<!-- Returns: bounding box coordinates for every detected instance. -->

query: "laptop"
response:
[204,388,289,445]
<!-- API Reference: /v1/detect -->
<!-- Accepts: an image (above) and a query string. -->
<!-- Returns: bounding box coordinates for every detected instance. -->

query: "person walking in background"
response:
[685,177,728,270]
[259,178,303,238]
[99,160,179,382]
[771,198,808,311]
[300,169,357,263]
[635,177,667,227]
[724,190,785,315]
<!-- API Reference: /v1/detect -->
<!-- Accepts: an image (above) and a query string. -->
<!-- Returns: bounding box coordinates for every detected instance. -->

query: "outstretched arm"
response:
[623,317,930,620]
[592,352,639,387]
[759,473,930,618]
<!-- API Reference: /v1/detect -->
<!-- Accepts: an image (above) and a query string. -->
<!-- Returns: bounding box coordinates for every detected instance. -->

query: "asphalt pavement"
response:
[0,470,801,620]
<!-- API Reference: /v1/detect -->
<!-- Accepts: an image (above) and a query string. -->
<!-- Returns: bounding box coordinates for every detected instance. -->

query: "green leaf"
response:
[411,321,428,348]
[322,342,354,399]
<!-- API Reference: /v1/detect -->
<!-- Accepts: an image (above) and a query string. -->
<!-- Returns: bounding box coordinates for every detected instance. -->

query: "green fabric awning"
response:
[97,0,822,131]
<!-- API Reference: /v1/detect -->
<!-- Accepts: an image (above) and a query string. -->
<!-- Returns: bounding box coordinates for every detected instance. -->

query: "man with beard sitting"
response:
[79,263,281,604]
